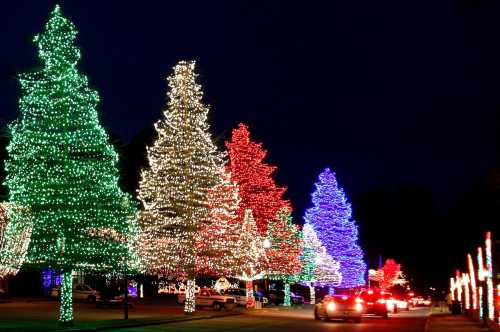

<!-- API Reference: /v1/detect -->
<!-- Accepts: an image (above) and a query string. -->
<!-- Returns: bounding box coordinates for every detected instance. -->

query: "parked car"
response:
[50,284,100,302]
[314,294,363,323]
[224,288,269,306]
[268,290,304,305]
[357,289,389,319]
[291,291,305,305]
[224,288,247,306]
[177,288,236,311]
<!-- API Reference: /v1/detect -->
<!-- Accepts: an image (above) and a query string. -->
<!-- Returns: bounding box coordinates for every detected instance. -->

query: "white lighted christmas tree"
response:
[138,61,224,313]
[237,209,265,307]
[195,169,242,277]
[0,203,32,277]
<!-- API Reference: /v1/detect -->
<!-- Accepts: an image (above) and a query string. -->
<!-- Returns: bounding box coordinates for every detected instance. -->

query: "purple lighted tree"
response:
[304,168,366,289]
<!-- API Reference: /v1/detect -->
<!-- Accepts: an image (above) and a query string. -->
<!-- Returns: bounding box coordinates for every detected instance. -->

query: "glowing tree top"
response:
[304,168,366,288]
[195,169,242,277]
[4,5,137,272]
[265,207,303,281]
[138,60,224,278]
[225,124,290,235]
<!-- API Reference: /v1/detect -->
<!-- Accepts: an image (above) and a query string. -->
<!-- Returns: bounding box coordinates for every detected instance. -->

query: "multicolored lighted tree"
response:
[4,6,137,323]
[304,168,366,289]
[265,207,302,306]
[225,124,290,235]
[299,223,341,303]
[195,170,242,277]
[137,60,224,313]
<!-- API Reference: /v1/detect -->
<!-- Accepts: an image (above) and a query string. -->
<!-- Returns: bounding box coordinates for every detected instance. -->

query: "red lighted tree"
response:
[225,123,290,235]
[265,207,303,280]
[380,259,401,290]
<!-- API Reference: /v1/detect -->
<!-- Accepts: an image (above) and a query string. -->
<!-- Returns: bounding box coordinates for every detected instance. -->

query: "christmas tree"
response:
[137,60,224,313]
[265,207,302,306]
[304,168,366,289]
[299,223,342,303]
[225,124,290,235]
[0,203,32,277]
[236,209,265,307]
[4,6,137,323]
[195,169,242,277]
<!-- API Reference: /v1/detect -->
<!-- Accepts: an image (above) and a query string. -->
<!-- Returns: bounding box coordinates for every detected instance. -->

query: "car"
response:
[314,294,363,323]
[50,284,100,302]
[224,288,269,306]
[177,288,236,311]
[358,290,389,319]
[224,288,247,306]
[267,290,304,305]
[291,291,305,305]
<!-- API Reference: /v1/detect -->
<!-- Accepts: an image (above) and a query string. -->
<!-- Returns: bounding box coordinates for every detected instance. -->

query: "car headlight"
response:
[355,303,363,312]
[327,302,336,311]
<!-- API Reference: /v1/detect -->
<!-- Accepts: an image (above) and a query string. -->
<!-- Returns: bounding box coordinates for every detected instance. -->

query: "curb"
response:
[48,311,242,332]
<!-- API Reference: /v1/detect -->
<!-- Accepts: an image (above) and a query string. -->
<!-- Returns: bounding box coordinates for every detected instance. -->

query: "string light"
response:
[477,247,484,320]
[299,223,342,303]
[264,207,302,307]
[304,168,366,289]
[485,232,494,321]
[0,203,32,277]
[468,253,477,310]
[137,60,225,314]
[5,5,137,323]
[225,123,290,236]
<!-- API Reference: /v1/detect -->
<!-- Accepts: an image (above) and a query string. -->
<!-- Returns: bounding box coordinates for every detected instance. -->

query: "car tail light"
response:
[377,299,386,304]
[342,295,348,300]
[355,297,363,303]
[355,303,363,312]
[327,302,336,311]
[368,290,374,295]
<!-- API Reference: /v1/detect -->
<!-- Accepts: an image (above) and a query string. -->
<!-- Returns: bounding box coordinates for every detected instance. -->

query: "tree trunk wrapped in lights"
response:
[265,208,303,306]
[137,61,224,314]
[0,203,32,277]
[225,124,290,236]
[4,6,138,324]
[304,168,366,289]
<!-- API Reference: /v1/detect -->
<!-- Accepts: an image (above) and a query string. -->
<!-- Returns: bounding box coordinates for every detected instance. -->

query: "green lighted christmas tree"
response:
[4,6,137,323]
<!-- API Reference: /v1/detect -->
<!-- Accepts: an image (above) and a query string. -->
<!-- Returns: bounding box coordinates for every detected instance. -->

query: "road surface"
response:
[109,306,430,332]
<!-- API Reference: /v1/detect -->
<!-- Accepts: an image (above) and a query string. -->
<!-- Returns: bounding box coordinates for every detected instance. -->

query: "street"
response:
[108,307,430,332]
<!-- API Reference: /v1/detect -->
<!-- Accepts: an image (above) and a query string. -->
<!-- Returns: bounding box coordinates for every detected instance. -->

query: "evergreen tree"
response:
[225,124,290,235]
[195,169,242,277]
[265,207,302,306]
[236,209,265,307]
[299,223,342,303]
[304,168,366,289]
[137,60,224,313]
[4,6,137,323]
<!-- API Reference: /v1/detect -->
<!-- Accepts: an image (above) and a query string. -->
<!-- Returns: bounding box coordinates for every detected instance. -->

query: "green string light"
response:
[5,5,137,323]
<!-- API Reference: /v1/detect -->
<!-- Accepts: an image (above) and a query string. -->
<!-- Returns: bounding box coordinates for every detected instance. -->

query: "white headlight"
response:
[355,303,363,312]
[327,302,336,311]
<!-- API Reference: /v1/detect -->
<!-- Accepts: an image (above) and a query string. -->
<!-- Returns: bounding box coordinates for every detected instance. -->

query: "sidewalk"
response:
[427,312,493,332]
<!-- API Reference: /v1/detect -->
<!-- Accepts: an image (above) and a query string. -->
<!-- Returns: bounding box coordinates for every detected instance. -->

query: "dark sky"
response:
[1,0,499,292]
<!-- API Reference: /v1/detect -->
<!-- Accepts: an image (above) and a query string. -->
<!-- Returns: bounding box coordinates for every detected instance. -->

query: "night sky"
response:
[1,0,499,292]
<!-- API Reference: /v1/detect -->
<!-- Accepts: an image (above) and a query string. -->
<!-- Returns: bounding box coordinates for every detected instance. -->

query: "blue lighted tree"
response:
[304,168,366,289]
